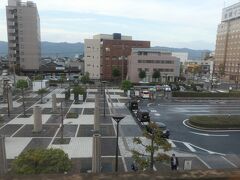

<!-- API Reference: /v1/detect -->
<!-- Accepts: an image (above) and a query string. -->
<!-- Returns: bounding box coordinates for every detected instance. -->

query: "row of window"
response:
[138,60,174,64]
[138,68,174,72]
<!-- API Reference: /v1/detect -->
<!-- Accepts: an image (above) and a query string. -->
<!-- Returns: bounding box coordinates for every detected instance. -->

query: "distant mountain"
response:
[0,41,211,60]
[153,46,211,60]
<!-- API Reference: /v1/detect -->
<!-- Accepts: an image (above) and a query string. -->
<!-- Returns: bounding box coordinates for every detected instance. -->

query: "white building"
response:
[172,52,188,64]
[6,0,41,72]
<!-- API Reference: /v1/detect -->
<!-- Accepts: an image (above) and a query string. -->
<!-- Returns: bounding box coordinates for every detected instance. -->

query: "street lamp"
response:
[236,64,240,89]
[112,115,125,172]
[4,81,11,117]
[101,81,107,117]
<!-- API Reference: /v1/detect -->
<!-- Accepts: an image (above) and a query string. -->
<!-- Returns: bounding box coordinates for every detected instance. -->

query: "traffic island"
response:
[187,115,240,130]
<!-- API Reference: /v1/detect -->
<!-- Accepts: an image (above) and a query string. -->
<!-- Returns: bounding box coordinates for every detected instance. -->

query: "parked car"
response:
[136,109,150,122]
[146,122,170,139]
[129,100,138,111]
[141,90,150,99]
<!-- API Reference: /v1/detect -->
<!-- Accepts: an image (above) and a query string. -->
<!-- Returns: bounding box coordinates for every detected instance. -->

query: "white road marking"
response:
[190,131,229,137]
[154,113,161,116]
[150,110,157,113]
[196,156,212,169]
[221,156,238,168]
[183,142,196,152]
[147,103,153,107]
[167,139,176,148]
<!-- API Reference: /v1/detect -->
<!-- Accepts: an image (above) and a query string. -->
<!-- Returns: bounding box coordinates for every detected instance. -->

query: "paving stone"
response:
[14,124,59,137]
[72,158,92,173]
[120,125,142,137]
[69,108,83,114]
[0,124,23,137]
[83,108,94,115]
[111,99,119,103]
[100,125,115,136]
[86,98,95,102]
[101,138,120,156]
[99,115,112,124]
[52,137,71,144]
[1,114,18,123]
[77,125,94,137]
[101,157,124,173]
[119,99,129,103]
[22,138,52,152]
[46,115,62,124]
[56,125,78,137]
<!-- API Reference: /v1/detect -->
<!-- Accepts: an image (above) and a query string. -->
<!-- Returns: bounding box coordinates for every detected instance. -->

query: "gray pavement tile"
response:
[101,138,120,156]
[46,115,62,124]
[83,108,94,115]
[111,99,119,103]
[99,115,112,124]
[26,108,33,114]
[120,125,142,137]
[178,157,208,170]
[86,98,95,102]
[42,108,54,114]
[119,99,129,103]
[1,114,18,122]
[71,158,92,173]
[18,114,32,118]
[100,125,115,136]
[115,108,131,115]
[99,108,110,115]
[77,125,94,137]
[56,125,78,137]
[14,124,59,137]
[52,137,71,144]
[0,124,23,137]
[69,108,83,114]
[22,138,52,152]
[115,92,125,96]
[101,157,124,173]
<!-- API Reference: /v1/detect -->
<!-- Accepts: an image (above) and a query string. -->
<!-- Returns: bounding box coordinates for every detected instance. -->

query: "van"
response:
[136,109,150,122]
[141,90,150,99]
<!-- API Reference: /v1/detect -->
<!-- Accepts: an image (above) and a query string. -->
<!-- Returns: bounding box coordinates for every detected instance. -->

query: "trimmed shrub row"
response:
[172,91,240,97]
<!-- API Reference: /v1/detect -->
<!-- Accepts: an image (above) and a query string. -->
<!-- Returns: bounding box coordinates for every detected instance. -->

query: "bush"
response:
[172,91,240,97]
[189,115,240,129]
[12,148,72,174]
[66,112,78,118]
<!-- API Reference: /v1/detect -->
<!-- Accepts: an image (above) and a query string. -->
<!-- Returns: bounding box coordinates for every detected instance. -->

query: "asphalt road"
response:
[139,98,240,155]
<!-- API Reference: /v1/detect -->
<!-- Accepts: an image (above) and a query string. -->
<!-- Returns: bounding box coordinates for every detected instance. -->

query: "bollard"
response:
[92,133,101,173]
[52,94,57,112]
[0,136,7,175]
[33,106,42,132]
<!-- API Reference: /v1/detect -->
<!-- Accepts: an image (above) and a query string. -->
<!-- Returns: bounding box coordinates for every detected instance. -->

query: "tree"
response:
[16,79,28,117]
[60,73,66,88]
[81,72,90,84]
[219,63,225,78]
[138,70,146,81]
[112,67,121,80]
[37,88,48,104]
[12,148,72,174]
[152,70,161,82]
[72,85,85,103]
[121,80,133,92]
[131,122,171,171]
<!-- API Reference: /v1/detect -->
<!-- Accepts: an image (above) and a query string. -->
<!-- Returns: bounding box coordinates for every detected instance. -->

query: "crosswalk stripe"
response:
[221,156,238,168]
[183,142,196,152]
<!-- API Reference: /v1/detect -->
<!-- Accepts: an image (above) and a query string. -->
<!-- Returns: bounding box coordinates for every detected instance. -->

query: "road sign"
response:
[184,160,192,170]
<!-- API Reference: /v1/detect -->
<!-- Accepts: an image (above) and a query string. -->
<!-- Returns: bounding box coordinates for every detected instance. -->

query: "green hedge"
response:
[172,91,240,97]
[189,115,240,129]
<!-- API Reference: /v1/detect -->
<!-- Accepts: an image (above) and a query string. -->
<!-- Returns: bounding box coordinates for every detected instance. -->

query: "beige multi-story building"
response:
[84,33,150,80]
[215,2,240,81]
[128,48,180,83]
[6,0,41,73]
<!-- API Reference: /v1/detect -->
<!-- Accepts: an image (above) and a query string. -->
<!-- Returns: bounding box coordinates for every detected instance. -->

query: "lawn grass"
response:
[188,115,240,129]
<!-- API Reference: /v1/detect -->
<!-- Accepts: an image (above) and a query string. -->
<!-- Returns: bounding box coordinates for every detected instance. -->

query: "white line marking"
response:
[183,142,196,152]
[150,110,157,113]
[196,156,212,169]
[183,119,240,132]
[190,131,229,137]
[167,139,176,148]
[154,113,161,116]
[221,156,238,168]
[147,103,153,107]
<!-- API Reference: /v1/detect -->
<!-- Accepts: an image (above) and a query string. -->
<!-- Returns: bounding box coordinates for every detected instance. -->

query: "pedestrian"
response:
[170,154,179,170]
[131,162,138,172]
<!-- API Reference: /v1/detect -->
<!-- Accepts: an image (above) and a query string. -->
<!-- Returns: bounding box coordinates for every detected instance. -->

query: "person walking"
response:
[171,154,179,170]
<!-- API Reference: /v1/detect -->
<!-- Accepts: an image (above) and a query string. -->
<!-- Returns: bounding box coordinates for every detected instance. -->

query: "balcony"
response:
[8,29,16,33]
[8,21,15,26]
[9,43,16,48]
[8,36,16,41]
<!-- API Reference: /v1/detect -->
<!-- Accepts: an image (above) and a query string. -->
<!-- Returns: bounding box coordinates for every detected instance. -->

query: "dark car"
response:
[146,122,170,139]
[129,100,138,111]
[136,109,150,122]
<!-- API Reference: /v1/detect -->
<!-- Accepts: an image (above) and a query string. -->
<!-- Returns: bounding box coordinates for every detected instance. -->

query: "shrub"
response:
[12,148,72,174]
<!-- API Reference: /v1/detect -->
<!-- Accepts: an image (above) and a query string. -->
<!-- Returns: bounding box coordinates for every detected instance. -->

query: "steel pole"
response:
[115,122,119,172]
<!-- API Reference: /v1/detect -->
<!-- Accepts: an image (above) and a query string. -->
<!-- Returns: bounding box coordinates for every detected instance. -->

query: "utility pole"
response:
[60,101,64,143]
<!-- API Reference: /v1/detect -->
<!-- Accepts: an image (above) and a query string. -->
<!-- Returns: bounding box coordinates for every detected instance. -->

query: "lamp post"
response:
[112,115,125,172]
[60,101,64,143]
[101,81,107,117]
[4,81,10,117]
[236,64,240,89]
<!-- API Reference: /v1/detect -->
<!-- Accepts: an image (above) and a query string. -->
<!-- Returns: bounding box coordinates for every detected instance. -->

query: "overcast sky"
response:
[0,0,239,50]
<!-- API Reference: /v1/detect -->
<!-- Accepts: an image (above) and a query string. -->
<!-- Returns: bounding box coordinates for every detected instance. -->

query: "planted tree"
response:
[12,148,72,174]
[131,122,171,171]
[37,88,48,104]
[152,70,161,82]
[81,72,90,84]
[112,67,121,81]
[72,85,85,103]
[121,80,133,92]
[138,70,146,81]
[16,79,28,117]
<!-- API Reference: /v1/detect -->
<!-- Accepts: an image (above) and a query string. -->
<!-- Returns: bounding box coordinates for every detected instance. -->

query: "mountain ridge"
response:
[0,41,211,60]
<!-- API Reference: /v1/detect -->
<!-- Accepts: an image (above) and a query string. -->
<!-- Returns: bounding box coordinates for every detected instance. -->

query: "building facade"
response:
[215,2,240,81]
[84,33,150,80]
[6,0,41,73]
[128,48,180,83]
